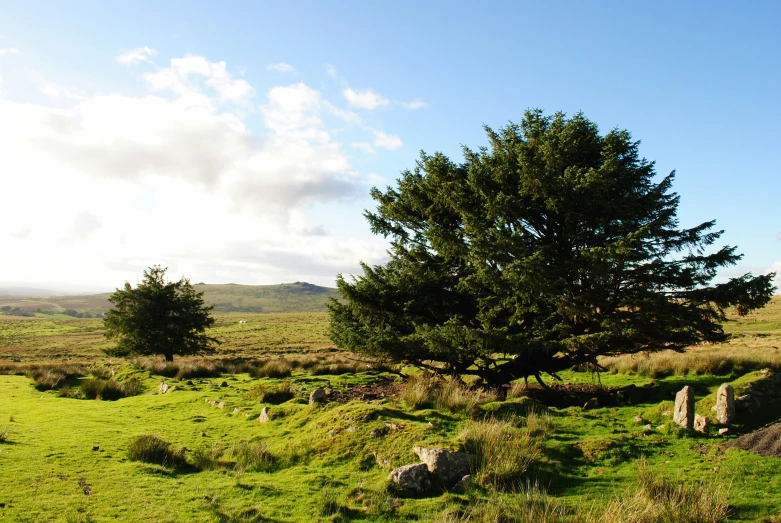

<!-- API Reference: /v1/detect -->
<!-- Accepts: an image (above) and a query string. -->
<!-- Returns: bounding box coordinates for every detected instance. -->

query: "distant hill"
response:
[0,281,339,316]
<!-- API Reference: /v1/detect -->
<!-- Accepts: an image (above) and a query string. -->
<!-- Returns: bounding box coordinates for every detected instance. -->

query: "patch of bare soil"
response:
[726,422,781,458]
[331,377,402,403]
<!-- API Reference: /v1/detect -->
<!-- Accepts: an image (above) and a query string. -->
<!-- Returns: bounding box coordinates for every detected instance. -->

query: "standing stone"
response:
[694,414,710,433]
[158,382,169,394]
[674,385,694,430]
[258,406,270,423]
[309,388,327,406]
[388,463,431,495]
[716,384,735,424]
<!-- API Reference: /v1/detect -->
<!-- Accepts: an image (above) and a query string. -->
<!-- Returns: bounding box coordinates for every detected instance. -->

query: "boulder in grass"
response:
[309,388,327,406]
[259,407,270,423]
[716,384,735,424]
[412,447,472,488]
[388,463,431,495]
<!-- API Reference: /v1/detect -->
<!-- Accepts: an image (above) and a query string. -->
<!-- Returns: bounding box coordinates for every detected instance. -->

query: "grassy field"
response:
[1,298,780,522]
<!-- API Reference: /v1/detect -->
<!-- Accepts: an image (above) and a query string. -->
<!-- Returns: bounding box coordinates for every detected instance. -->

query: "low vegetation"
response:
[0,298,779,521]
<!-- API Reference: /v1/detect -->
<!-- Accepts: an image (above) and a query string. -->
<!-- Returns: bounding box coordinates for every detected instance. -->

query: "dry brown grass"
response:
[460,415,549,490]
[401,374,497,413]
[579,459,730,523]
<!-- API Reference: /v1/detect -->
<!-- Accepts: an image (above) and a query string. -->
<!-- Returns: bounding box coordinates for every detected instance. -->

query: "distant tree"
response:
[329,110,776,386]
[104,265,218,361]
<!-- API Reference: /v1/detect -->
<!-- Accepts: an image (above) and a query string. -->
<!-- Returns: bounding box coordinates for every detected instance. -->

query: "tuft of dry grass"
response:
[460,416,548,490]
[433,482,566,522]
[402,374,497,413]
[249,359,293,379]
[602,345,781,378]
[579,458,730,523]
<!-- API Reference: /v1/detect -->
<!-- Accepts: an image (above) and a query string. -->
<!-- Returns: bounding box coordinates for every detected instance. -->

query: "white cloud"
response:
[351,141,375,154]
[267,62,296,73]
[115,46,157,65]
[0,52,398,288]
[39,83,85,100]
[0,47,20,56]
[767,262,781,292]
[343,87,389,110]
[399,98,429,110]
[143,55,255,107]
[373,130,403,150]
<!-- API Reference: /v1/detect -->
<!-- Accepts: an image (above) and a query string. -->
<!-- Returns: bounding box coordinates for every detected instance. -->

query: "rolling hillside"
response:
[0,281,339,316]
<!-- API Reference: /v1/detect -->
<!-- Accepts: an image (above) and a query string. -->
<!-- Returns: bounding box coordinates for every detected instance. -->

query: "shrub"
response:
[460,417,546,490]
[28,370,68,391]
[81,377,143,400]
[249,360,292,379]
[247,380,295,404]
[228,440,276,472]
[190,443,226,471]
[127,435,187,469]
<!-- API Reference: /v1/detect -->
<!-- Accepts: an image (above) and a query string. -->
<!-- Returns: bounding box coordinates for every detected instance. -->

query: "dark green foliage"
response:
[80,377,143,400]
[104,265,218,362]
[329,110,776,385]
[248,380,295,404]
[127,434,188,469]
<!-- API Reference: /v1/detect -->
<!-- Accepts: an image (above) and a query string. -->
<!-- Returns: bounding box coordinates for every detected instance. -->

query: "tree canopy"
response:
[328,110,776,386]
[104,265,218,361]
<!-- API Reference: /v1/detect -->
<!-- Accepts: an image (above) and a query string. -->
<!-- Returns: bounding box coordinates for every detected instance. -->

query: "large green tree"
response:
[104,265,218,361]
[329,110,776,386]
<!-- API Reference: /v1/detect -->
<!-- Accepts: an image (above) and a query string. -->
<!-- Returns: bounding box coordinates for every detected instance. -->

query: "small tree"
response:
[329,110,776,386]
[104,265,218,361]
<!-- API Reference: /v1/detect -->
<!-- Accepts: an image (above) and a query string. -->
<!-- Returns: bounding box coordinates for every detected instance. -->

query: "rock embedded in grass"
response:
[412,446,473,488]
[716,384,735,424]
[259,407,270,423]
[158,382,169,394]
[388,463,431,495]
[309,388,327,406]
[694,414,710,433]
[674,385,694,430]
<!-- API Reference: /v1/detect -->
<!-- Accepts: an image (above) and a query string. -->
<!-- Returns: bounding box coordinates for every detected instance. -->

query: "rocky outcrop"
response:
[674,386,694,430]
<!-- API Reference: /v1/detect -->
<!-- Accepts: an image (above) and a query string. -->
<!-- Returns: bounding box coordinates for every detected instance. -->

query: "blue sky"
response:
[0,1,778,291]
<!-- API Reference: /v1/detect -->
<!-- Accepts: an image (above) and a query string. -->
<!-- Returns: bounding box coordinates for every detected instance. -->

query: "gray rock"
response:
[232,407,240,414]
[309,388,327,406]
[388,463,431,495]
[451,474,472,493]
[674,385,694,430]
[718,427,730,436]
[716,384,735,424]
[694,414,710,433]
[258,406,270,423]
[413,446,472,487]
[158,382,169,394]
[217,401,225,409]
[643,423,653,431]
[633,415,644,424]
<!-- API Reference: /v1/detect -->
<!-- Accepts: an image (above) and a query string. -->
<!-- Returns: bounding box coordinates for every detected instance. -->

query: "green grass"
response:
[1,299,781,521]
